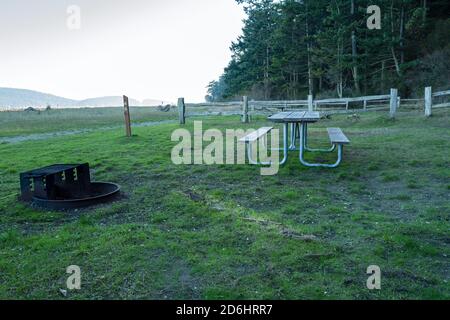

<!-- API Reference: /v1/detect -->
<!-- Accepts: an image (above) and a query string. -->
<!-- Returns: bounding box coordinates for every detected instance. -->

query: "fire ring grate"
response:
[20,163,121,210]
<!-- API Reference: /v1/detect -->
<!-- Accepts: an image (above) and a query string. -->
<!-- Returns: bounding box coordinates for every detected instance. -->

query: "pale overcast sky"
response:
[0,0,245,102]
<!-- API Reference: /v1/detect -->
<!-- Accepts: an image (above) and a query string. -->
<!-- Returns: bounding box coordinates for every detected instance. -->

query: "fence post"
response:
[308,95,314,112]
[178,98,186,125]
[242,96,249,123]
[425,87,433,117]
[363,99,368,110]
[123,95,132,137]
[390,89,398,119]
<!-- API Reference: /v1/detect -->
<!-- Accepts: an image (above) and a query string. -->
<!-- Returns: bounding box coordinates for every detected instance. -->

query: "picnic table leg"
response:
[299,123,343,168]
[303,122,336,153]
[289,123,302,151]
[247,123,289,166]
[246,143,259,165]
[289,123,296,150]
[262,135,267,150]
[280,123,289,165]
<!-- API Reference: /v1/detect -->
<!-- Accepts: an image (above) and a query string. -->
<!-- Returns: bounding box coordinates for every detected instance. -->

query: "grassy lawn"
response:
[0,108,449,300]
[0,107,178,137]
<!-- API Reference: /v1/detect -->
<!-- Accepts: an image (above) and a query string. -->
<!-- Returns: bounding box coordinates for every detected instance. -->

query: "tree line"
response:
[206,0,450,101]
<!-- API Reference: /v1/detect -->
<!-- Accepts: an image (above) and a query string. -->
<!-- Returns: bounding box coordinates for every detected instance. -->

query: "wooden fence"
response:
[176,87,450,124]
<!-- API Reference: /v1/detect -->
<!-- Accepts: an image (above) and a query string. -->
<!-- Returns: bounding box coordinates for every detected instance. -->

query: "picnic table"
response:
[268,111,320,151]
[240,111,350,168]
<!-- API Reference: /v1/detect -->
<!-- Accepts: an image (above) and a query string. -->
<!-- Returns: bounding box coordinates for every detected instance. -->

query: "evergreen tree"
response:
[208,0,450,101]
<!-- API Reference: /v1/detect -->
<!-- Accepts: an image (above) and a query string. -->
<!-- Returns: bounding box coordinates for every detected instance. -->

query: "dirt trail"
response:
[0,120,177,144]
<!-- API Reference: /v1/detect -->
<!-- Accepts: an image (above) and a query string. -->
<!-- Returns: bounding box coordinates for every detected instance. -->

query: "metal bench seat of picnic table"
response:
[240,127,285,166]
[299,127,351,168]
[239,127,273,143]
[327,128,350,145]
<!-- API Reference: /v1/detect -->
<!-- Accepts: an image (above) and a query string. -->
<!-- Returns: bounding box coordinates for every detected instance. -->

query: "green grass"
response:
[0,108,449,300]
[0,107,177,137]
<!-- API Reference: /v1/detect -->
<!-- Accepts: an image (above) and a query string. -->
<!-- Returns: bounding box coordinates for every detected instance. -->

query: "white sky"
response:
[0,0,245,103]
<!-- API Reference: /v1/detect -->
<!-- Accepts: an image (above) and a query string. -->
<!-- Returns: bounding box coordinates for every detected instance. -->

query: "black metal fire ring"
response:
[31,182,121,210]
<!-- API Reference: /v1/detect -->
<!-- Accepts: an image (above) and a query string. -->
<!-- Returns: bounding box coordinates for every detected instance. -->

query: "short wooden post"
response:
[363,99,368,110]
[178,98,186,125]
[242,96,249,123]
[425,87,432,117]
[308,95,314,112]
[123,95,132,137]
[390,88,398,119]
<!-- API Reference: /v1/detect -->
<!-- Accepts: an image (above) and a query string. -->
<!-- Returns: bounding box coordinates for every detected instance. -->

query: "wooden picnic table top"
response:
[268,111,320,123]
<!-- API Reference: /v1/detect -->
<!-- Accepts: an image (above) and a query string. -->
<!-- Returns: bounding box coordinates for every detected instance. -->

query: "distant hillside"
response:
[79,96,141,107]
[0,88,171,109]
[142,99,172,106]
[0,88,77,108]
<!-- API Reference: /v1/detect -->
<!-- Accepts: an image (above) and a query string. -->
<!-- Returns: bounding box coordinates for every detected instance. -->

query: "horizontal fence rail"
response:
[431,89,450,110]
[433,90,450,97]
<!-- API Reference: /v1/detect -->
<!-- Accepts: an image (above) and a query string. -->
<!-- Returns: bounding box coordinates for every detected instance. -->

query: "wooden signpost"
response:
[123,95,132,137]
[178,98,186,125]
